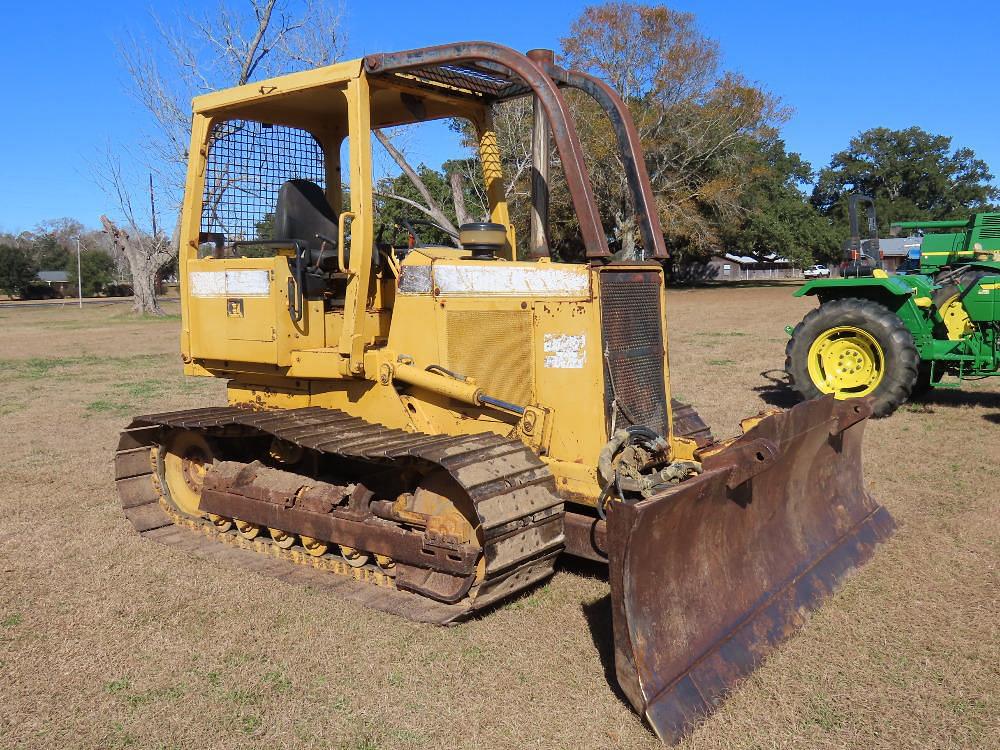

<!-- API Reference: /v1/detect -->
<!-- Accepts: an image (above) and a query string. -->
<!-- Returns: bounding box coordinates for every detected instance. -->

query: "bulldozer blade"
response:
[606,396,895,744]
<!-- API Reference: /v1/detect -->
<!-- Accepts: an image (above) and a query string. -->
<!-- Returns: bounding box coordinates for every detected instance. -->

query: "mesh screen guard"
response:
[600,269,669,438]
[445,310,534,407]
[200,120,326,241]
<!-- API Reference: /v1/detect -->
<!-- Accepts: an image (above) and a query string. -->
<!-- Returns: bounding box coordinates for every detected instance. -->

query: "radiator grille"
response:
[978,214,1000,239]
[445,310,533,406]
[600,269,668,437]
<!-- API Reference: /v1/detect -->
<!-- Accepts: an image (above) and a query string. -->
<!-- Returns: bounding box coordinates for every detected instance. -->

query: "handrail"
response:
[338,211,356,274]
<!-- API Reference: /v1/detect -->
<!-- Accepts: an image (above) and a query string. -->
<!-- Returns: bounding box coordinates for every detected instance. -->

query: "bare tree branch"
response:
[240,0,278,83]
[102,0,347,314]
[373,129,460,243]
[449,172,470,227]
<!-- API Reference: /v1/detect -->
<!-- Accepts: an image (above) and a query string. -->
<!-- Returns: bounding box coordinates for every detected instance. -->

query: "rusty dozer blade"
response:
[606,395,895,744]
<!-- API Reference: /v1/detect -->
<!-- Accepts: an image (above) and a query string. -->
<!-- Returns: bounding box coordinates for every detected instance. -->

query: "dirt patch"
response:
[0,288,996,749]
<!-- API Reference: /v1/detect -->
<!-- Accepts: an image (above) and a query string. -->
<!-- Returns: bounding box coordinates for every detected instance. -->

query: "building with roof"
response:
[35,270,70,296]
[674,252,802,282]
[855,236,922,272]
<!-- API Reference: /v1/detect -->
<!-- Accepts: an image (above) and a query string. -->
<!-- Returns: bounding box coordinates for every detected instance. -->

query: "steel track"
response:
[115,406,565,625]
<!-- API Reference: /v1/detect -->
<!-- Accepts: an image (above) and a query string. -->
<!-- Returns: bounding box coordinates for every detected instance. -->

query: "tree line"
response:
[6,2,995,305]
[0,219,128,299]
[371,5,996,266]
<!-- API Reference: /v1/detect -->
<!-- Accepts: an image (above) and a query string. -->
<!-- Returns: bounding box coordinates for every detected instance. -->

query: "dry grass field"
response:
[0,287,996,750]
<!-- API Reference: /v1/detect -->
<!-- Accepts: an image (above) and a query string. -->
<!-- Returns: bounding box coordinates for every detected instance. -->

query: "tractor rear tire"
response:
[785,298,920,417]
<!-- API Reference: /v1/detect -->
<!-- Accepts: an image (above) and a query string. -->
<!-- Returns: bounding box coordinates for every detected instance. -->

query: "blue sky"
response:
[1,0,998,232]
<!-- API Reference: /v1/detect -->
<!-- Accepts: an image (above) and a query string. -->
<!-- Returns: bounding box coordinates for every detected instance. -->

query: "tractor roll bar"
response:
[848,194,878,260]
[365,42,611,258]
[890,218,969,237]
[542,63,669,260]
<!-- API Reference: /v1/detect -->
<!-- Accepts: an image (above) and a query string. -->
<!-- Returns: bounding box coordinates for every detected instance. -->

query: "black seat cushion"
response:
[273,180,341,265]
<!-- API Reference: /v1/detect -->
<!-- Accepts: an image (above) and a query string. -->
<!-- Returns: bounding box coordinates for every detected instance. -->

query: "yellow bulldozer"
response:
[114,42,895,743]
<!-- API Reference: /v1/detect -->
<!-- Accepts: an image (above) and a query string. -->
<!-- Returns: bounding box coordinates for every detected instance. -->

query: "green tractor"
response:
[785,196,1000,416]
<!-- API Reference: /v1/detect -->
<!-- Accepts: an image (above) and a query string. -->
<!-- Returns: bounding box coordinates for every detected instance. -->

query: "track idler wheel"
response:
[161,430,215,517]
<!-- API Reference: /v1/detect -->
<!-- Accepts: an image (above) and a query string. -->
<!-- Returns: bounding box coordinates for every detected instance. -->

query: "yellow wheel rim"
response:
[938,294,973,340]
[162,431,213,517]
[807,326,885,398]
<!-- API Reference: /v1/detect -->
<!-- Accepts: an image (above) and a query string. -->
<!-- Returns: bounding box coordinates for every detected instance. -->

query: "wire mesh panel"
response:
[200,120,326,242]
[600,269,668,438]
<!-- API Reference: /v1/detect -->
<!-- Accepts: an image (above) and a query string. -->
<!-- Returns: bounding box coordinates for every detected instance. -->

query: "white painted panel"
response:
[432,265,589,297]
[225,270,271,296]
[189,269,271,297]
[189,271,227,297]
[543,333,586,369]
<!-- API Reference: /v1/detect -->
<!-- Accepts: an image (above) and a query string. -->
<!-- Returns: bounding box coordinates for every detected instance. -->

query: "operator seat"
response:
[273,179,343,270]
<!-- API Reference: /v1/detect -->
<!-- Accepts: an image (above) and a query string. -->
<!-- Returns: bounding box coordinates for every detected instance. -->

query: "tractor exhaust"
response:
[606,396,895,743]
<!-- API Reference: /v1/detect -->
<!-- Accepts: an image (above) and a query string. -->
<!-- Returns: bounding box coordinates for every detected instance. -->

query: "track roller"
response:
[269,528,297,549]
[375,554,396,575]
[234,518,261,540]
[300,536,329,557]
[208,514,232,532]
[340,545,369,568]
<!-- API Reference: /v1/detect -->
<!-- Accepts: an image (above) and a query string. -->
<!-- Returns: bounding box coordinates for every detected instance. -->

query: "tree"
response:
[561,2,788,260]
[18,219,87,270]
[104,0,346,314]
[721,140,839,266]
[99,156,175,314]
[374,164,459,247]
[0,245,38,296]
[67,248,116,297]
[31,233,71,270]
[812,126,998,230]
[373,130,461,244]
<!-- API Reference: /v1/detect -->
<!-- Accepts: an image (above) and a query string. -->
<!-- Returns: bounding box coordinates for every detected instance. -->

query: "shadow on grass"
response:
[669,279,804,290]
[554,555,632,707]
[754,368,1000,417]
[581,594,633,707]
[754,369,801,409]
[914,388,1000,410]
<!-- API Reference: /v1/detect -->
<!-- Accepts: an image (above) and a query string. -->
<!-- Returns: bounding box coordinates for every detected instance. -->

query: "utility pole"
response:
[76,237,83,308]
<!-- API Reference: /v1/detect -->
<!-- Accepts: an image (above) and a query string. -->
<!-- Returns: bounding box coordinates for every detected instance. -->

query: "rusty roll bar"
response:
[543,63,669,260]
[365,42,611,258]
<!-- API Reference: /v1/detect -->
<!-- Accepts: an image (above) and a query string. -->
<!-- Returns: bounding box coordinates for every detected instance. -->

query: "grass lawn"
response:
[0,290,996,749]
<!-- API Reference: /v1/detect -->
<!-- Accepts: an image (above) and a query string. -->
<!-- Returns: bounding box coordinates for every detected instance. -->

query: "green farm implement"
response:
[785,203,1000,416]
[891,213,1000,275]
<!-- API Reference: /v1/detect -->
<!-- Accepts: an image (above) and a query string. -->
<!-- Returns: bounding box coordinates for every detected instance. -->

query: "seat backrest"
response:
[273,179,339,255]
